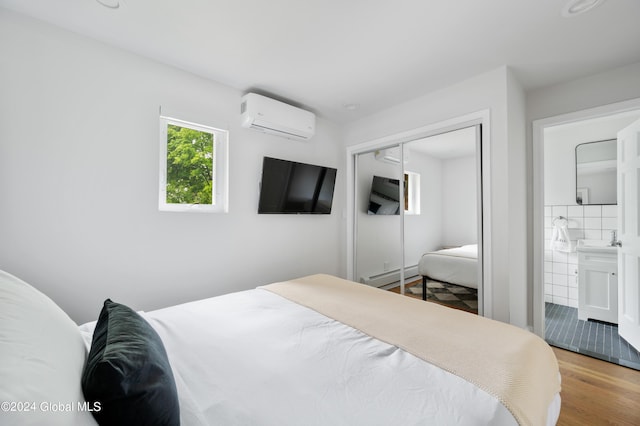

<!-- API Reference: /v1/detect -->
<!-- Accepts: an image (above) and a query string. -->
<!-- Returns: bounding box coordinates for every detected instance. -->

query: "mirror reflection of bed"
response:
[417,244,478,312]
[389,244,478,314]
[357,127,480,314]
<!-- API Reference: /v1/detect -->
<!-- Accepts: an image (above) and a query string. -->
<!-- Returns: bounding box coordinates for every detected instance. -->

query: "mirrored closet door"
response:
[355,146,404,293]
[354,126,482,315]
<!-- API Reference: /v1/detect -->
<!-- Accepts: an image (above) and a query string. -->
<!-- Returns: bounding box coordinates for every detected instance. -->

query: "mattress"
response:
[418,244,478,288]
[78,274,560,425]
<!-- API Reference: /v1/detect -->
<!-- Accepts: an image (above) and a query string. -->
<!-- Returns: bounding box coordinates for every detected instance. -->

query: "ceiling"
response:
[2,0,639,123]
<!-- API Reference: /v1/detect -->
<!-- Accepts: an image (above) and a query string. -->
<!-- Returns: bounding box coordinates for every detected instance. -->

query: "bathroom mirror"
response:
[575,139,617,205]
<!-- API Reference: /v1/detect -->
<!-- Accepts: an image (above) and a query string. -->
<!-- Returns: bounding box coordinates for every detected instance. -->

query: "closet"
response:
[352,125,484,309]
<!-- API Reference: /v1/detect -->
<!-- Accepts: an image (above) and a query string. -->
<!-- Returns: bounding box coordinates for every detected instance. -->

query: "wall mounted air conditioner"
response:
[240,93,315,141]
[374,147,410,164]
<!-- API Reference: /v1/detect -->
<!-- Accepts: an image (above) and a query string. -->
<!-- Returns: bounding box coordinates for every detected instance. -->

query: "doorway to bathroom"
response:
[533,100,640,370]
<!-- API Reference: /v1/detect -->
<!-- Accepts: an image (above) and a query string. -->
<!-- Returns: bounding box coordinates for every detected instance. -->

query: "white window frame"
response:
[159,116,229,213]
[404,171,421,215]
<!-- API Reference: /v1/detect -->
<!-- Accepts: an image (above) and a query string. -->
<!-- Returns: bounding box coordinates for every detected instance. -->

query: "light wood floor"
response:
[553,346,640,425]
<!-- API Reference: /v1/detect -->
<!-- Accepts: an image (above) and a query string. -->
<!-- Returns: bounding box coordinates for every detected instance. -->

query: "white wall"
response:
[355,152,403,280]
[404,151,443,267]
[527,60,640,331]
[527,62,640,123]
[0,11,343,323]
[345,67,527,326]
[544,114,640,205]
[441,155,477,246]
[506,69,528,328]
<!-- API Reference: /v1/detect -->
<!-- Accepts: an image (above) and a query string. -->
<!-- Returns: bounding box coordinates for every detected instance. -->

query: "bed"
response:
[0,269,561,425]
[418,244,478,298]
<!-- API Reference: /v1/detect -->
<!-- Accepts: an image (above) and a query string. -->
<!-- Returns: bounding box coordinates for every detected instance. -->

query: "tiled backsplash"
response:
[544,204,617,307]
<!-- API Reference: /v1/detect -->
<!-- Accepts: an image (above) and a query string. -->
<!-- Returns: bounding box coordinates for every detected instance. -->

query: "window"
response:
[159,116,228,213]
[404,172,421,215]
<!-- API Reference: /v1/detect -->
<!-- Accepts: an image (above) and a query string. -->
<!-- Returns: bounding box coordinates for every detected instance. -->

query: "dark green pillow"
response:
[81,299,180,426]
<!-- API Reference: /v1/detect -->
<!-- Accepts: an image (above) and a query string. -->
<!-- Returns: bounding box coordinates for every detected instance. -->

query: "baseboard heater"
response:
[360,264,419,287]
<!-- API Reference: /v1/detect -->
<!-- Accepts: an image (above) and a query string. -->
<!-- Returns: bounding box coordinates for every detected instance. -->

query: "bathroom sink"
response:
[576,239,618,253]
[578,239,612,247]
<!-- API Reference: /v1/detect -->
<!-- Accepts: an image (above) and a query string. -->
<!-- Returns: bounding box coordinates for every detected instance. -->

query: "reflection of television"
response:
[258,157,337,214]
[368,175,400,215]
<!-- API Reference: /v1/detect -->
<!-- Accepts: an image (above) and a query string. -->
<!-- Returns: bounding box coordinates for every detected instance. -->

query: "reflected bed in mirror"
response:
[575,139,617,205]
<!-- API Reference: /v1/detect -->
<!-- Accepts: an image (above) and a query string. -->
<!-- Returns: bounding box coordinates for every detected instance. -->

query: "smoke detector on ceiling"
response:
[562,0,606,17]
[96,0,120,9]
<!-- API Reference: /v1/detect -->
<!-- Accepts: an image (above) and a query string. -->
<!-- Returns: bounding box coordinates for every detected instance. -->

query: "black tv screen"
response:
[258,157,337,214]
[368,175,400,215]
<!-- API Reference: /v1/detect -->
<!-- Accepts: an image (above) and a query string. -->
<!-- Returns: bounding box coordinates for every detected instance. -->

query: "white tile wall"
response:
[544,204,618,307]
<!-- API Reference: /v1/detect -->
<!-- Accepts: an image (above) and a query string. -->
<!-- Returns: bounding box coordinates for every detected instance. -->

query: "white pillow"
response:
[0,270,97,425]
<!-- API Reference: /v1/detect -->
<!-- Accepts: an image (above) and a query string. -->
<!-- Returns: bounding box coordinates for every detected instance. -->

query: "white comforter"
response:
[418,244,478,289]
[80,288,559,425]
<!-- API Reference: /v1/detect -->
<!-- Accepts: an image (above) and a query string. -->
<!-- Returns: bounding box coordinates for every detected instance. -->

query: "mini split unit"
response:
[375,147,410,164]
[240,93,316,141]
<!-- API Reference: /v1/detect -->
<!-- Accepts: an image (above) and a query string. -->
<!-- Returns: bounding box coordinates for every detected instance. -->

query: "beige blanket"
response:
[262,274,561,426]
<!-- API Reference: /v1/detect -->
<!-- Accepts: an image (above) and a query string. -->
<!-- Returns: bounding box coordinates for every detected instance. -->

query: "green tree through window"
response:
[166,124,214,204]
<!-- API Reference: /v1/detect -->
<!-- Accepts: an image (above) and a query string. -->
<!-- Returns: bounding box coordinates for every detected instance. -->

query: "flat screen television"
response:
[258,157,337,214]
[367,175,400,215]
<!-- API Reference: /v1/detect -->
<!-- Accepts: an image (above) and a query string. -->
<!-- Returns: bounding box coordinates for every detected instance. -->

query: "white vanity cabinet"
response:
[577,244,618,324]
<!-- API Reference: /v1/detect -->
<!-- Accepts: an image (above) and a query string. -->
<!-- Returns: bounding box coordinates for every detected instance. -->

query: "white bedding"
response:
[418,244,478,289]
[79,287,560,425]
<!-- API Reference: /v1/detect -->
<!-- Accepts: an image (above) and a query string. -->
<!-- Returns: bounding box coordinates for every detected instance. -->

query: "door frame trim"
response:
[345,109,491,317]
[532,97,640,337]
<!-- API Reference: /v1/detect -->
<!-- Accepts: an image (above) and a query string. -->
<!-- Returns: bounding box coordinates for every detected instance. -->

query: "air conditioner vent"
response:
[240,93,315,141]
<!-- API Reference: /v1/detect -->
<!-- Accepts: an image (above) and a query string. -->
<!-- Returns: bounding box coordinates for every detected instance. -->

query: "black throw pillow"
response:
[81,299,180,426]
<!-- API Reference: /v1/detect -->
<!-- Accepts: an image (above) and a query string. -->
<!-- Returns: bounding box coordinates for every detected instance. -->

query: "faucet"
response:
[610,230,621,247]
